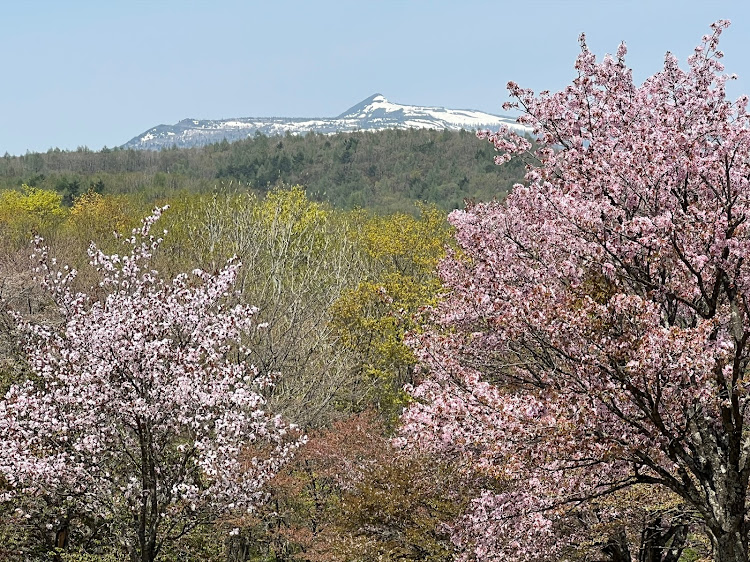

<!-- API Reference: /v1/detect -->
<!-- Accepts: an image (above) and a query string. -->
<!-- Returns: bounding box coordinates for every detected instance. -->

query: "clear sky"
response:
[2,0,749,155]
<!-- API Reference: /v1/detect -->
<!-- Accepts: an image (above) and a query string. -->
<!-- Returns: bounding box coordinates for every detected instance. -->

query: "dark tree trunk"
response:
[225,533,251,562]
[680,401,749,562]
[703,460,749,562]
[638,517,687,562]
[601,518,689,562]
[55,523,69,549]
[50,516,70,562]
[602,529,632,562]
[710,523,748,562]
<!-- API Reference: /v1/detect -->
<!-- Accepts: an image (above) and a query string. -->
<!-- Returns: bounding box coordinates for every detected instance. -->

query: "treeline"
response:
[0,128,526,212]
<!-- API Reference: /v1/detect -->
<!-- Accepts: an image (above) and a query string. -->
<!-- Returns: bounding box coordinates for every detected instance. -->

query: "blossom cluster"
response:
[402,21,750,561]
[0,207,302,556]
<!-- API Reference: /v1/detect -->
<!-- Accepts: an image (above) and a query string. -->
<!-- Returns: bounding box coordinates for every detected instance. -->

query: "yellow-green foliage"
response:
[65,191,140,245]
[331,204,452,420]
[356,203,449,278]
[46,191,146,288]
[58,552,120,562]
[259,184,328,235]
[249,185,333,284]
[0,185,67,246]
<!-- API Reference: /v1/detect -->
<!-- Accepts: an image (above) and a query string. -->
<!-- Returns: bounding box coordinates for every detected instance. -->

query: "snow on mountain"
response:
[122,94,529,150]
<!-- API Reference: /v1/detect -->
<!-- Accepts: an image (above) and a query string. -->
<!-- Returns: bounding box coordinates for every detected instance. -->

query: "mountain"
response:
[122,94,528,150]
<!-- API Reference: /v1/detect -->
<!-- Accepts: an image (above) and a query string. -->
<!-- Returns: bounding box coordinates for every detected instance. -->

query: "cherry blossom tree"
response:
[0,207,301,562]
[402,21,750,562]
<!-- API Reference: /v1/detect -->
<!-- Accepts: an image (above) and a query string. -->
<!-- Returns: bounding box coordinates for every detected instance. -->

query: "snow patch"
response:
[123,94,529,150]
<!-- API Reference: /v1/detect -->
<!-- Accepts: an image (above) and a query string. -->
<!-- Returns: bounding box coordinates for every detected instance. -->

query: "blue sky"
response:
[2,0,749,155]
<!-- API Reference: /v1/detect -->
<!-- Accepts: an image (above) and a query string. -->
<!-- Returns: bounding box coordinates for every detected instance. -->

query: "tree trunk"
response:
[711,525,748,562]
[50,516,69,562]
[704,464,749,562]
[601,518,689,562]
[225,531,251,562]
[602,529,632,562]
[638,517,687,562]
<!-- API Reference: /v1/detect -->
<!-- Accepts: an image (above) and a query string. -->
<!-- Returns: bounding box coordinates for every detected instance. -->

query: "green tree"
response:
[0,184,67,247]
[331,204,452,422]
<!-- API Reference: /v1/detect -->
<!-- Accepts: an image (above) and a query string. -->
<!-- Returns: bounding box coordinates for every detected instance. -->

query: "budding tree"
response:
[402,21,750,562]
[0,207,301,562]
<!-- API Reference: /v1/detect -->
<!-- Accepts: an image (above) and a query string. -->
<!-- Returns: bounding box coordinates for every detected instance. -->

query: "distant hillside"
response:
[0,128,529,213]
[123,94,529,150]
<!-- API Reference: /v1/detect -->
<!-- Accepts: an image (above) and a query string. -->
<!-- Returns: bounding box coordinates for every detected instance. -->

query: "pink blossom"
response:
[0,208,303,561]
[403,21,750,562]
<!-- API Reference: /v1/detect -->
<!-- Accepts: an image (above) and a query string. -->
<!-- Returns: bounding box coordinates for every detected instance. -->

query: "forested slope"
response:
[0,128,526,212]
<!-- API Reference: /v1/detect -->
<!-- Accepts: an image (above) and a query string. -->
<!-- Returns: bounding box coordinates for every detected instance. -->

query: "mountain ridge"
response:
[122,94,528,150]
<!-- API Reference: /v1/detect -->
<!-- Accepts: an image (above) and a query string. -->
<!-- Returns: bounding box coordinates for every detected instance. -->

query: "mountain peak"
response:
[337,93,389,118]
[123,94,528,150]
